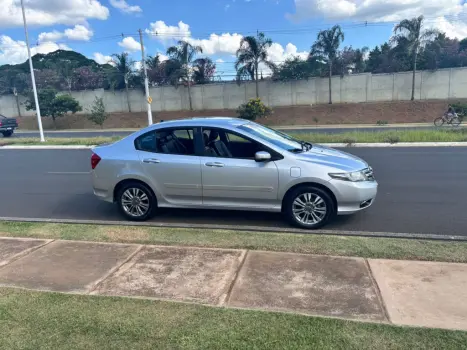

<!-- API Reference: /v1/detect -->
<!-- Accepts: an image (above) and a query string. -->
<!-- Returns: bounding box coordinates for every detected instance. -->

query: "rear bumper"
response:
[0,127,16,131]
[328,179,378,215]
[92,171,114,203]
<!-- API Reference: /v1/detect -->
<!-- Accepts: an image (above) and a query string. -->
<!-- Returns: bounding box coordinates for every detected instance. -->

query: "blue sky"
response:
[0,0,466,77]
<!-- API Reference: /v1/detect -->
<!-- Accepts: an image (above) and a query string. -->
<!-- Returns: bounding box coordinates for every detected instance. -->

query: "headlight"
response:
[329,170,367,182]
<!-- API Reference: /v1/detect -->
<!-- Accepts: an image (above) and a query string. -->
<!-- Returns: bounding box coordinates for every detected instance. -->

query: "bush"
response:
[450,102,467,119]
[86,97,108,128]
[385,135,400,144]
[237,98,272,121]
[376,120,388,126]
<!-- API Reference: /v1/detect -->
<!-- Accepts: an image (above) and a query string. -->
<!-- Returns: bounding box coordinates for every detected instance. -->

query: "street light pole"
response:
[20,0,45,142]
[138,29,153,126]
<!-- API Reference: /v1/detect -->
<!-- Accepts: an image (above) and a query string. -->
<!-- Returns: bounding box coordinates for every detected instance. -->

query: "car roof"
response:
[151,117,249,129]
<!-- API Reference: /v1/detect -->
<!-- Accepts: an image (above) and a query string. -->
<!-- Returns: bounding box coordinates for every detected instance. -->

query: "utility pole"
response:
[138,29,153,126]
[21,0,45,142]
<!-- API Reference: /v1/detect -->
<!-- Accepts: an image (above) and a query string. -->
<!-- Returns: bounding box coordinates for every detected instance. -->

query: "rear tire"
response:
[283,186,336,230]
[1,131,13,137]
[434,117,444,127]
[116,181,156,221]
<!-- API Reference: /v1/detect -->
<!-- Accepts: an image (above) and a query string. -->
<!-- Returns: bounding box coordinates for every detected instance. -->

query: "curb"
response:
[2,142,467,150]
[1,217,466,242]
[0,145,96,149]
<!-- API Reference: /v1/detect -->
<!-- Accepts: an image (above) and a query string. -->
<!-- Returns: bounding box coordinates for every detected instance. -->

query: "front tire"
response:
[434,117,445,127]
[451,117,461,127]
[284,186,335,229]
[1,130,13,137]
[116,182,156,221]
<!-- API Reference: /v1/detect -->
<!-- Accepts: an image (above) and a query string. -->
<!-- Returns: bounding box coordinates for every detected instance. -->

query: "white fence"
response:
[1,67,466,117]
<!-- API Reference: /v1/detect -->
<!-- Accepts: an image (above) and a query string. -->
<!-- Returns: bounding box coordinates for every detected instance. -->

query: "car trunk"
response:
[0,118,18,129]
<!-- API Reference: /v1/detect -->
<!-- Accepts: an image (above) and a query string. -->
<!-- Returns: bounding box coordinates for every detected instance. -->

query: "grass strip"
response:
[1,221,467,263]
[0,288,465,350]
[0,136,120,146]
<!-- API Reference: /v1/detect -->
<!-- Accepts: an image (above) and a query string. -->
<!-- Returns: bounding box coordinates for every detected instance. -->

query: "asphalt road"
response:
[7,125,447,139]
[1,147,466,236]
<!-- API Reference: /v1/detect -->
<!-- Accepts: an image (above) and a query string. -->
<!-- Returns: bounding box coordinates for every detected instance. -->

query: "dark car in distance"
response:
[0,114,18,137]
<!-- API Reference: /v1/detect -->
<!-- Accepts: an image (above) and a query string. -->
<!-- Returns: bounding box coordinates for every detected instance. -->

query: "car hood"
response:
[294,144,368,172]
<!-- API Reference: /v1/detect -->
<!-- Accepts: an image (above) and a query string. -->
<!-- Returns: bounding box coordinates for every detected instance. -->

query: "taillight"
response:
[91,153,101,170]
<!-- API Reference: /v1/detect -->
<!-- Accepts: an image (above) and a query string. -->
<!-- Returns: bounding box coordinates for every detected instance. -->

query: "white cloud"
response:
[93,52,112,64]
[118,36,141,52]
[287,0,464,23]
[38,30,63,43]
[146,20,191,41]
[38,25,94,43]
[0,0,109,28]
[432,16,467,39]
[64,25,93,41]
[267,42,308,62]
[109,0,142,14]
[216,58,225,63]
[156,53,169,61]
[0,35,70,65]
[188,33,243,55]
[287,0,467,39]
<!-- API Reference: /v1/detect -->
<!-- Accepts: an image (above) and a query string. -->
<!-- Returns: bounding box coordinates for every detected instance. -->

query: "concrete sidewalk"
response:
[1,237,467,331]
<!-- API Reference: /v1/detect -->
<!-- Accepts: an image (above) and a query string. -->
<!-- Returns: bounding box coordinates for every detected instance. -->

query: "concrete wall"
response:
[2,67,467,117]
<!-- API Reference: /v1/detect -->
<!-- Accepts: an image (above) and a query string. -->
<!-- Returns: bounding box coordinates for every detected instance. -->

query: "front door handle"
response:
[205,162,224,168]
[143,158,161,164]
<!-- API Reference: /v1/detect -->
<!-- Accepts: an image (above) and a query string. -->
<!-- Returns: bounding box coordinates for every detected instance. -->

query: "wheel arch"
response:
[281,182,338,213]
[113,178,157,203]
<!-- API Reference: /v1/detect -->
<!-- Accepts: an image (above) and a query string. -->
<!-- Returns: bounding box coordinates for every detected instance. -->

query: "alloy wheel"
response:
[121,188,150,217]
[292,193,327,225]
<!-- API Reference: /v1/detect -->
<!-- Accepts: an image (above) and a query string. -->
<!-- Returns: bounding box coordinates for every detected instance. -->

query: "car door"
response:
[200,128,280,209]
[135,127,202,206]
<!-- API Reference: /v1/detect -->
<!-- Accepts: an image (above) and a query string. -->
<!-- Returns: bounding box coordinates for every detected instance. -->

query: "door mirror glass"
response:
[255,151,271,162]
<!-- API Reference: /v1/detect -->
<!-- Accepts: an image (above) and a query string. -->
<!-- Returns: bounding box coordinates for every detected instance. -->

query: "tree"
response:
[0,69,29,117]
[110,53,135,112]
[354,47,369,73]
[86,96,107,128]
[72,66,105,91]
[392,15,439,100]
[235,32,276,97]
[192,58,216,84]
[25,89,82,129]
[310,25,345,104]
[272,57,322,81]
[166,40,203,110]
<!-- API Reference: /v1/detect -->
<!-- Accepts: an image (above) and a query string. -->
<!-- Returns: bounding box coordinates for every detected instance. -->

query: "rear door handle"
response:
[143,158,161,164]
[205,162,224,168]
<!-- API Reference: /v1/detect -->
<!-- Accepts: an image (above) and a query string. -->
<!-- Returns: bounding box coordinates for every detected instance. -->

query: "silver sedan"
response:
[91,117,377,229]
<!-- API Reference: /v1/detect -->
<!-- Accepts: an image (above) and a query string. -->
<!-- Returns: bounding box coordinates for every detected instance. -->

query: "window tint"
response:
[202,128,262,159]
[156,128,196,155]
[135,132,157,153]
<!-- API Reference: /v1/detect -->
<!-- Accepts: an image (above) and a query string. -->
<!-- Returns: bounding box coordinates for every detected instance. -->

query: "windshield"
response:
[237,123,307,152]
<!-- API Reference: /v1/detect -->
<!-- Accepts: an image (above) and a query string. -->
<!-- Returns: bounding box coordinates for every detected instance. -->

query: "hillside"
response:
[0,50,111,72]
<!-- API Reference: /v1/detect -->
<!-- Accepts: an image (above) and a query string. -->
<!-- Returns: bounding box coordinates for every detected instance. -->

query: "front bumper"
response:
[328,179,378,215]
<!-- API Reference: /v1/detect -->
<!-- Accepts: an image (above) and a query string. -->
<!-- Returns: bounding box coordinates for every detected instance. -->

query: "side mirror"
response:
[255,151,271,162]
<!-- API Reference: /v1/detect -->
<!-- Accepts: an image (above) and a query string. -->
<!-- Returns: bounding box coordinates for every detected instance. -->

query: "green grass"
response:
[0,136,119,146]
[291,128,467,144]
[1,221,467,263]
[1,288,466,350]
[2,129,467,146]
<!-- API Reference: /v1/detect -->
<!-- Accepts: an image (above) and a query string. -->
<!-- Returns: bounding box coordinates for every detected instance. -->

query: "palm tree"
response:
[192,58,216,85]
[166,40,203,111]
[354,47,369,73]
[111,53,134,112]
[310,25,344,104]
[235,32,276,98]
[392,16,439,100]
